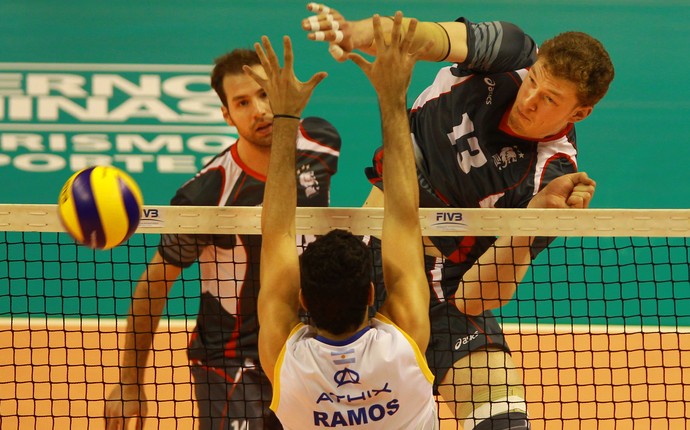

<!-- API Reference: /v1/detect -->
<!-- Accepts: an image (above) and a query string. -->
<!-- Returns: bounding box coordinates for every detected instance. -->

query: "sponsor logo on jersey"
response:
[484,77,496,105]
[314,383,398,426]
[334,368,360,387]
[317,382,393,404]
[492,146,524,170]
[298,163,320,197]
[454,330,480,350]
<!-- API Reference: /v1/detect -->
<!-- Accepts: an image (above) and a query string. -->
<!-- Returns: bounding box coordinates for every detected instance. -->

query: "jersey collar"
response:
[500,104,574,142]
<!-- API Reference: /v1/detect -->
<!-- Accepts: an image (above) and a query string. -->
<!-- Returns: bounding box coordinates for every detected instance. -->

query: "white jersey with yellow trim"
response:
[272,314,438,429]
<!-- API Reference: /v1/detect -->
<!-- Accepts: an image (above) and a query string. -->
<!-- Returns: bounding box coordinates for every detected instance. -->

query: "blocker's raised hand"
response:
[347,12,432,103]
[244,35,327,119]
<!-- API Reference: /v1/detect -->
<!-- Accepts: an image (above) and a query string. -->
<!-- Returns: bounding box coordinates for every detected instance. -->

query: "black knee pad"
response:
[473,411,529,430]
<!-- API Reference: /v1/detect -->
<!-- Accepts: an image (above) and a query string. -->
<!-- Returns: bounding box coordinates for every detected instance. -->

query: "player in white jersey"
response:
[254,14,438,429]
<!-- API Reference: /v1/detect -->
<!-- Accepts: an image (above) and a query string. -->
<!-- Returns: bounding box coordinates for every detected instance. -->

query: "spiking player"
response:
[303,2,612,429]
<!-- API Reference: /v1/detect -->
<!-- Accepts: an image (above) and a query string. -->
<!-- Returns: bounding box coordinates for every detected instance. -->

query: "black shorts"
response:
[426,302,511,394]
[190,360,283,430]
[367,236,512,392]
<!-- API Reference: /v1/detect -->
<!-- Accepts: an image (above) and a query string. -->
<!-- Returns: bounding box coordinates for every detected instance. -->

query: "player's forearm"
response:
[356,18,466,62]
[260,118,300,312]
[380,100,418,226]
[262,118,299,239]
[120,278,171,385]
[380,96,427,305]
[455,236,533,315]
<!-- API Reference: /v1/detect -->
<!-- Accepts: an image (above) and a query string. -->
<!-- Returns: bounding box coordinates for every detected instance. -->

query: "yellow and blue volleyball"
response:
[57,166,144,250]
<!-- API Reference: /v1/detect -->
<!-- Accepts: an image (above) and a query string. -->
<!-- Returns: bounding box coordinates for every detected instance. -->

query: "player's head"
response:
[211,49,261,107]
[508,32,614,139]
[538,32,614,107]
[299,229,373,336]
[211,49,274,148]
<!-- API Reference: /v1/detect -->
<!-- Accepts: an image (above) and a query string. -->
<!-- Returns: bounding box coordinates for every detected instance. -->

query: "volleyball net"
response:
[1,205,689,429]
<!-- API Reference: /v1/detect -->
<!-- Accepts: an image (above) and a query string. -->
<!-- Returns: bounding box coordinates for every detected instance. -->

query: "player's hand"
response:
[244,35,327,119]
[302,2,360,62]
[528,172,597,209]
[104,383,147,430]
[348,12,432,103]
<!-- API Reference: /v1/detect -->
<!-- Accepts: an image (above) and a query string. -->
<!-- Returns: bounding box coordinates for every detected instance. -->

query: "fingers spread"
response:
[261,36,281,74]
[282,36,294,71]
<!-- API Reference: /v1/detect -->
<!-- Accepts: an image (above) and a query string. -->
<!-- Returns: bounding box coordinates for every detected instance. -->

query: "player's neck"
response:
[236,138,271,176]
[316,319,370,341]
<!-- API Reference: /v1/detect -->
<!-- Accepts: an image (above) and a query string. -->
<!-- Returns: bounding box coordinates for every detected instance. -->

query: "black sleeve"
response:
[301,116,342,175]
[301,117,342,152]
[170,168,225,207]
[157,168,234,268]
[454,18,537,76]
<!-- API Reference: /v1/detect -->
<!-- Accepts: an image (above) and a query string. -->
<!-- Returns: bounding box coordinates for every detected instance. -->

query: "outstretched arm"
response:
[349,12,431,351]
[303,2,464,62]
[302,2,536,71]
[249,36,327,384]
[456,172,597,315]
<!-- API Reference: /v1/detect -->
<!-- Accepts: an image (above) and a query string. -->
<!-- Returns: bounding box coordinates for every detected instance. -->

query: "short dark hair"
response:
[300,229,372,335]
[210,49,261,108]
[538,31,615,106]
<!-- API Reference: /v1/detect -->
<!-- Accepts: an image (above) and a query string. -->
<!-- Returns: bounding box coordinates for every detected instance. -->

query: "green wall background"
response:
[1,0,689,208]
[1,0,689,324]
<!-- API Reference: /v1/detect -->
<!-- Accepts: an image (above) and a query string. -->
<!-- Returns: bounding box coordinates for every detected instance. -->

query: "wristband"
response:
[273,114,301,121]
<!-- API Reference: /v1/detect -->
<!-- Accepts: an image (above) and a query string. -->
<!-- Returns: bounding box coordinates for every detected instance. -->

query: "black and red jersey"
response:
[367,66,578,302]
[158,117,340,366]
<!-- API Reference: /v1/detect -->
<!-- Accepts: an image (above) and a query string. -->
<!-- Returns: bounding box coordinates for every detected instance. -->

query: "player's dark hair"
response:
[538,31,615,106]
[211,49,261,108]
[300,229,372,336]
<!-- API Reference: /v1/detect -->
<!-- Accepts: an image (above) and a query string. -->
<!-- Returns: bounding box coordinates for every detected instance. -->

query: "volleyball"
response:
[57,165,144,250]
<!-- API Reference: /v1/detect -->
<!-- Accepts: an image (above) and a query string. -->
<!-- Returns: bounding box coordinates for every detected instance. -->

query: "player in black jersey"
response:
[302,3,612,430]
[104,48,341,430]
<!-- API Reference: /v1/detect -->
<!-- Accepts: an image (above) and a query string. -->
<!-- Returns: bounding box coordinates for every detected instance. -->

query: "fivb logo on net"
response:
[0,62,237,176]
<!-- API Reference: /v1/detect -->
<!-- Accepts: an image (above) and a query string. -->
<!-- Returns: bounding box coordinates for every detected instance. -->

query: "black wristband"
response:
[273,114,300,121]
[435,22,452,62]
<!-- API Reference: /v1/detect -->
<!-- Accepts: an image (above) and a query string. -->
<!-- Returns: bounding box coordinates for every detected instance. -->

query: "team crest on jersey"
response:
[492,146,524,170]
[334,368,360,387]
[297,164,320,197]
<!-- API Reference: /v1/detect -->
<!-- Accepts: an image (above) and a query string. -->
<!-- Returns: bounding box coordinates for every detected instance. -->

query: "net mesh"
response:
[1,205,689,429]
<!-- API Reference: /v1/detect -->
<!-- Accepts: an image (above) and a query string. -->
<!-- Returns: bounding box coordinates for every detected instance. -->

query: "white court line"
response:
[0,62,212,72]
[2,317,689,334]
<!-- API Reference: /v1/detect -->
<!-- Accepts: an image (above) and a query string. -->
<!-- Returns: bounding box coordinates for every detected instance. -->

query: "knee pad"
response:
[459,385,529,430]
[471,411,529,430]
